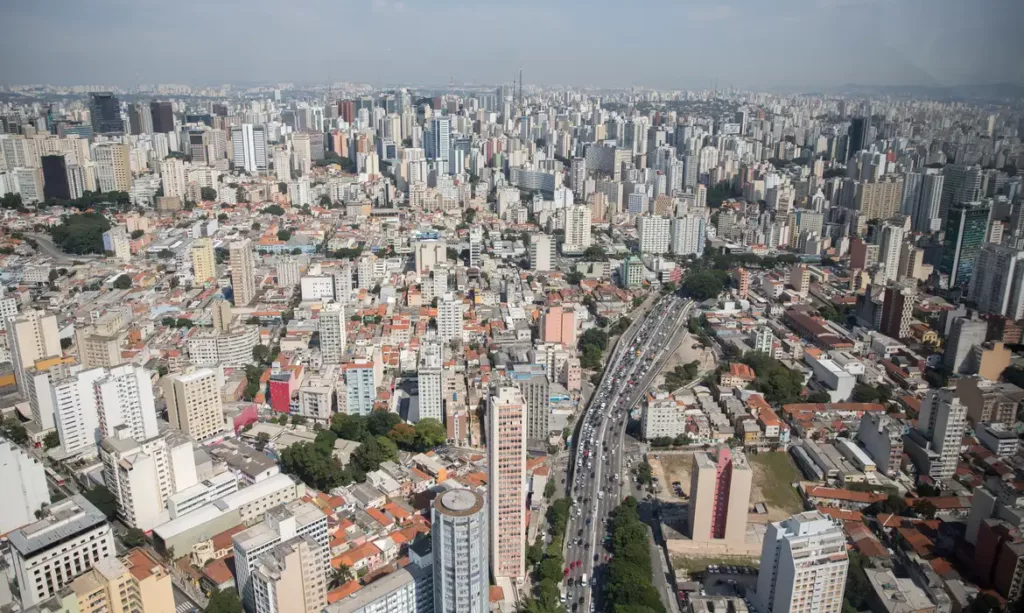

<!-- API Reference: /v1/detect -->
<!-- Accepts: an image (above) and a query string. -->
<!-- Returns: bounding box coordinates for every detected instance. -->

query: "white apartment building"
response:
[325,539,433,613]
[438,295,464,345]
[160,157,187,199]
[10,495,116,608]
[51,367,107,457]
[233,500,329,609]
[0,439,50,535]
[561,204,592,253]
[641,394,686,440]
[343,361,376,417]
[529,234,552,272]
[94,364,159,443]
[753,511,848,613]
[637,215,671,254]
[251,535,327,613]
[100,428,198,531]
[418,343,444,423]
[904,388,967,480]
[671,214,706,256]
[300,275,335,301]
[319,302,347,364]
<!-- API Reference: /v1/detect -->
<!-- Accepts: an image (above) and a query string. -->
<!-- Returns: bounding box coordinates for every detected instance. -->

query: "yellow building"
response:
[191,238,217,285]
[71,549,173,613]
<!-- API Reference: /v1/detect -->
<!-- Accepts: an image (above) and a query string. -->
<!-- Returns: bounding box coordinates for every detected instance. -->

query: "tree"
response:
[200,186,218,201]
[914,499,938,520]
[122,527,147,547]
[807,391,831,403]
[255,431,271,451]
[540,477,561,503]
[43,431,60,450]
[262,204,285,216]
[331,564,354,588]
[291,414,307,426]
[277,182,288,194]
[352,435,397,473]
[851,383,883,403]
[206,588,244,613]
[388,423,417,448]
[277,229,292,241]
[251,221,261,231]
[636,460,653,485]
[49,212,112,255]
[682,270,726,300]
[414,418,447,450]
[368,411,402,437]
[332,414,368,441]
[0,417,28,445]
[252,344,271,365]
[583,245,607,261]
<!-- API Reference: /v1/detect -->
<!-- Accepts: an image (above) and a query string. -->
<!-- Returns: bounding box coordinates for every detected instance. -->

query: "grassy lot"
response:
[747,452,804,515]
[672,554,760,573]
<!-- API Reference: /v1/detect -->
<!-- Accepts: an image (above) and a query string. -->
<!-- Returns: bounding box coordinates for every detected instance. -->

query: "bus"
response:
[45,467,65,486]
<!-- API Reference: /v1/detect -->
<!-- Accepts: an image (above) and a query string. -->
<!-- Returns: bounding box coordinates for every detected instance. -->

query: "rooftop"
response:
[9,495,109,558]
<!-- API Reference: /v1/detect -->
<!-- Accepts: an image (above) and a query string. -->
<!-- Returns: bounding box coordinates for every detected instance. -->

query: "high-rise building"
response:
[212,299,233,333]
[529,234,552,272]
[904,388,967,480]
[93,143,132,192]
[879,282,917,340]
[99,428,197,530]
[438,295,464,345]
[512,363,550,444]
[191,237,216,284]
[425,117,451,167]
[89,92,124,134]
[940,164,982,227]
[128,102,153,135]
[912,171,944,233]
[0,438,50,535]
[163,369,225,441]
[854,176,903,220]
[488,386,527,581]
[250,535,328,613]
[943,314,988,375]
[877,223,904,284]
[233,500,329,610]
[789,264,810,296]
[160,157,187,199]
[319,302,347,364]
[102,225,131,261]
[562,204,592,253]
[847,117,866,159]
[67,549,173,613]
[230,238,257,306]
[688,448,752,545]
[292,132,312,177]
[637,215,671,254]
[93,364,158,442]
[940,201,993,288]
[418,343,444,423]
[671,214,706,257]
[468,228,483,268]
[232,124,268,173]
[343,360,377,416]
[969,243,1024,320]
[432,489,488,613]
[10,495,116,609]
[752,511,848,613]
[6,309,61,396]
[150,101,174,133]
[41,154,71,201]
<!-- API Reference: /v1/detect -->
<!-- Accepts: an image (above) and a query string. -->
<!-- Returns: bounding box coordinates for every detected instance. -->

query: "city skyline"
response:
[2,0,1022,90]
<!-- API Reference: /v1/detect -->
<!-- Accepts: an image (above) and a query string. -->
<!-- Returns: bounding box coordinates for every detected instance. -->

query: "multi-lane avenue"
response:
[559,294,694,612]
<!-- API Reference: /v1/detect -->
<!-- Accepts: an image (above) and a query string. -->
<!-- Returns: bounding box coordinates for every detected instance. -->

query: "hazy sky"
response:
[2,0,1021,90]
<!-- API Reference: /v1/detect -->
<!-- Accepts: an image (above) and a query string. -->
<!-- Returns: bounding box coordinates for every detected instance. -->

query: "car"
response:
[577,529,583,537]
[567,578,574,587]
[584,542,591,550]
[564,567,570,576]
[573,604,579,612]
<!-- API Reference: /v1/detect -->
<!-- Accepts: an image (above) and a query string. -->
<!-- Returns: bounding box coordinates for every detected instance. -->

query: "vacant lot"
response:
[748,452,804,519]
[657,453,694,498]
